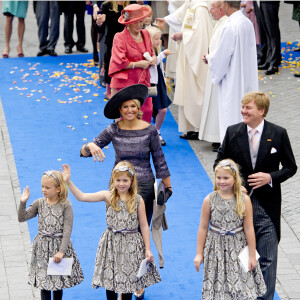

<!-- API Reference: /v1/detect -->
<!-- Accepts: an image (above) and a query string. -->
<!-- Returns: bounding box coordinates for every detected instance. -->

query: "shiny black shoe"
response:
[48,49,57,57]
[65,46,72,54]
[265,66,278,75]
[37,49,48,56]
[93,53,99,65]
[258,62,269,70]
[294,73,300,78]
[212,143,220,152]
[77,46,88,53]
[179,131,199,140]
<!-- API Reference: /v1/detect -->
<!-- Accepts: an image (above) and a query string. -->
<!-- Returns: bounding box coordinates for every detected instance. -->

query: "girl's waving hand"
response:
[61,164,110,204]
[21,186,30,203]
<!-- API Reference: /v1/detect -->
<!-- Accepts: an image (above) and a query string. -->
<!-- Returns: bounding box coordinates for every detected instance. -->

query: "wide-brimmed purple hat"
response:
[118,4,151,25]
[104,84,148,119]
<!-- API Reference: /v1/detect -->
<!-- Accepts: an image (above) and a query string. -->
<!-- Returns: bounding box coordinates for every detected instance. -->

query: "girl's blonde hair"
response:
[143,4,153,16]
[214,159,245,217]
[105,1,130,13]
[146,26,162,53]
[42,170,68,203]
[109,161,138,214]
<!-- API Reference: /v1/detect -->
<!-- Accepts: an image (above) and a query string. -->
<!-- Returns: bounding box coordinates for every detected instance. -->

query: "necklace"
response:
[127,28,141,41]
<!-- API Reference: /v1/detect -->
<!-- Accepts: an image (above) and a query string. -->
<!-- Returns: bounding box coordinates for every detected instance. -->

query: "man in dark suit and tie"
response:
[215,91,297,300]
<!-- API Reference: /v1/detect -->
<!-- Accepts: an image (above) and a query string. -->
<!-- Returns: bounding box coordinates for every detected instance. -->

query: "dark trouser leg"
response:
[104,45,112,84]
[253,1,268,64]
[64,12,75,48]
[53,290,63,300]
[138,179,155,226]
[106,290,132,300]
[106,290,118,300]
[75,10,86,48]
[259,2,281,67]
[35,1,50,51]
[98,26,107,85]
[122,293,133,300]
[48,1,60,50]
[252,196,278,300]
[91,16,98,58]
[41,290,51,300]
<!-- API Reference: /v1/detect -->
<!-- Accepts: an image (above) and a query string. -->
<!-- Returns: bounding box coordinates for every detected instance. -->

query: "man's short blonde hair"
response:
[242,91,270,117]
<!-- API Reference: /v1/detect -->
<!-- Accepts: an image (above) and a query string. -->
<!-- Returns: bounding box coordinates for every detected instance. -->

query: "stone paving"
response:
[0,2,300,299]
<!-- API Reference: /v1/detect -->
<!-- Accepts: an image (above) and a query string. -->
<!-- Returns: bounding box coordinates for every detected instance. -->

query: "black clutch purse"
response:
[157,181,172,206]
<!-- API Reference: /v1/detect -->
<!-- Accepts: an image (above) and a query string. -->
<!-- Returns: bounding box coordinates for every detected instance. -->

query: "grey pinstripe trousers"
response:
[252,195,278,300]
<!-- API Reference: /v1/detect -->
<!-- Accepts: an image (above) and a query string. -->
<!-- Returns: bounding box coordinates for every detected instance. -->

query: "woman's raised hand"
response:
[61,164,71,183]
[20,186,30,203]
[88,142,106,162]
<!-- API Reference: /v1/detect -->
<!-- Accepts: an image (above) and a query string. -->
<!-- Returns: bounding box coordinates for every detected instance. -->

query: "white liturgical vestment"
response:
[165,0,213,133]
[199,15,228,143]
[206,10,258,142]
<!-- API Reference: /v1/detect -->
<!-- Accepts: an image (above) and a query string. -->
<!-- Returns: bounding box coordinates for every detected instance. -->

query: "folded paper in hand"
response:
[47,258,73,276]
[143,52,153,62]
[136,258,149,278]
[238,246,260,272]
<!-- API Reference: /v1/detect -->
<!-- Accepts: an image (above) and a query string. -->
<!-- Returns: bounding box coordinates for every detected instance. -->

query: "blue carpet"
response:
[0,54,280,299]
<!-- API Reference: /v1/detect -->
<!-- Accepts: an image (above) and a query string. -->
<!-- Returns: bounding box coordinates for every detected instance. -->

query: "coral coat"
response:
[109,28,153,89]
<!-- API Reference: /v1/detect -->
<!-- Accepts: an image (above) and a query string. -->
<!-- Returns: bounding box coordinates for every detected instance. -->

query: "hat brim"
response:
[104,84,149,119]
[118,6,151,25]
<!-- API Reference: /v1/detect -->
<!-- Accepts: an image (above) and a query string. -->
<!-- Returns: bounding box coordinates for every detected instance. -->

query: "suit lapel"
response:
[236,124,253,171]
[255,121,274,171]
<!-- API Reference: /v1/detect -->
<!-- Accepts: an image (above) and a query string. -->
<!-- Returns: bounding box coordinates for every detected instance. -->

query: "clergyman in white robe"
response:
[206,10,258,142]
[165,0,213,134]
[199,15,228,143]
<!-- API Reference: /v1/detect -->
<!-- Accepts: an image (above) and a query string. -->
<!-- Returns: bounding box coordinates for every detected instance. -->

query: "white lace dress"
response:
[202,192,266,299]
[92,195,161,293]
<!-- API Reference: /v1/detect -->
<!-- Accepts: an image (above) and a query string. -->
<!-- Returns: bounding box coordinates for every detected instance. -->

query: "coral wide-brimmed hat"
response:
[104,84,148,119]
[118,4,151,25]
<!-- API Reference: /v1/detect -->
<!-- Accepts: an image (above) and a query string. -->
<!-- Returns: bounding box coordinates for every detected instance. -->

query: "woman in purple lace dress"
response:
[80,84,172,227]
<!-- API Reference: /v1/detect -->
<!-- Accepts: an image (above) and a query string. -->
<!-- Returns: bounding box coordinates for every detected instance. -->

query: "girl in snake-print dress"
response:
[18,170,84,300]
[194,159,266,300]
[62,161,160,300]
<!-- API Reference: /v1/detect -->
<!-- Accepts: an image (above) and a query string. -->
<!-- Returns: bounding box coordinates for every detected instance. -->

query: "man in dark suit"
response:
[59,1,88,54]
[215,91,297,300]
[254,1,281,75]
